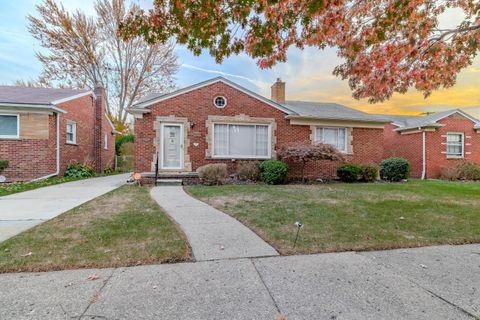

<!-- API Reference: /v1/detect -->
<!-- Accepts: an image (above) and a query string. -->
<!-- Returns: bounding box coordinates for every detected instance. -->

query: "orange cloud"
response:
[285,55,480,118]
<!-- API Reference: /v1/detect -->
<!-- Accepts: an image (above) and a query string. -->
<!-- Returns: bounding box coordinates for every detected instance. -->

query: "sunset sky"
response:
[1,1,479,117]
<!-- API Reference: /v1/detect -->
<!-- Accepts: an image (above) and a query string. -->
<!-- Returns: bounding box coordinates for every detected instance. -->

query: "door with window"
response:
[161,123,183,169]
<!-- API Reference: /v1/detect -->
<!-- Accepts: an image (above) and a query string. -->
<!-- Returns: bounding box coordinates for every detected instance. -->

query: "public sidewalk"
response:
[1,244,478,319]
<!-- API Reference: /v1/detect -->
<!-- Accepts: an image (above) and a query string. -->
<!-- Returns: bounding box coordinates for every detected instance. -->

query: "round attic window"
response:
[214,96,227,108]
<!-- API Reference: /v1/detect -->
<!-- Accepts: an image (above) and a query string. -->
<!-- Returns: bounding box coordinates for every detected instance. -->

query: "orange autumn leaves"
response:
[121,0,480,103]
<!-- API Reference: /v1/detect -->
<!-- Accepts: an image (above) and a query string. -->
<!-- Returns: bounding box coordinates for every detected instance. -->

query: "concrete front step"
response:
[142,172,200,185]
[156,179,183,186]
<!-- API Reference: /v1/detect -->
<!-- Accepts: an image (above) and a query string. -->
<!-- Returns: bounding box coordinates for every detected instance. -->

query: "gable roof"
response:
[0,86,92,106]
[129,76,295,115]
[382,109,480,131]
[284,101,391,123]
[129,77,390,123]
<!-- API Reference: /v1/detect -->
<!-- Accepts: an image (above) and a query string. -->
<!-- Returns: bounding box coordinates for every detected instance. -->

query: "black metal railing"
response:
[154,152,159,186]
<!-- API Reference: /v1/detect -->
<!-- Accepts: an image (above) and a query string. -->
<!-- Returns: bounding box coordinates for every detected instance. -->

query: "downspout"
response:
[421,130,426,180]
[31,112,60,181]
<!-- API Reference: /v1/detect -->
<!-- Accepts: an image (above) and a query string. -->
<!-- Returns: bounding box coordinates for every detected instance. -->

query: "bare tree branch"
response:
[25,0,178,128]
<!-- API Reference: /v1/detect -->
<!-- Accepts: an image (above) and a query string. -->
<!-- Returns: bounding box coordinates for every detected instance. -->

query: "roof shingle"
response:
[0,86,90,105]
[284,100,391,122]
[380,109,480,131]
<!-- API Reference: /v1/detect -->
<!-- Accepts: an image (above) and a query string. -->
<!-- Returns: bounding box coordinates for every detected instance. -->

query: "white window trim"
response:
[0,113,20,139]
[314,127,348,153]
[213,96,227,108]
[446,132,464,158]
[211,122,272,159]
[104,133,108,150]
[66,121,77,144]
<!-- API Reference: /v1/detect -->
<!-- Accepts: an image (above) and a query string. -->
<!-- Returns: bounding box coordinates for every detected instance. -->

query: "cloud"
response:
[181,63,270,90]
[0,0,478,118]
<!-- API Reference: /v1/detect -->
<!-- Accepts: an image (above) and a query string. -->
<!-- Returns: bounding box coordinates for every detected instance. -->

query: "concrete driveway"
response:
[1,244,479,319]
[0,174,129,242]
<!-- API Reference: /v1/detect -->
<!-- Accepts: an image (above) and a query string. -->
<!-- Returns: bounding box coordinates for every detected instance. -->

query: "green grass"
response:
[186,180,480,255]
[0,172,125,197]
[0,185,190,273]
[0,176,87,197]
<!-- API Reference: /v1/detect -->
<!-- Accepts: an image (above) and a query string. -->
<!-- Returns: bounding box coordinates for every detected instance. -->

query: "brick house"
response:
[128,77,389,181]
[383,110,480,178]
[0,85,116,182]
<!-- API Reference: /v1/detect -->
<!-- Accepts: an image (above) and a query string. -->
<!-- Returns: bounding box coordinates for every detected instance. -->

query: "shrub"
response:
[440,167,459,181]
[119,142,135,157]
[336,164,362,182]
[197,163,228,185]
[380,157,410,182]
[237,161,261,181]
[0,160,8,173]
[455,161,480,180]
[359,164,379,182]
[65,163,95,178]
[103,167,114,175]
[260,160,288,185]
[115,133,134,156]
[278,143,344,182]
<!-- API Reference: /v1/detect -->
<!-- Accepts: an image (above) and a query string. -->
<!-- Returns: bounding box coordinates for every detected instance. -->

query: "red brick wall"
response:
[93,86,116,172]
[58,92,115,174]
[0,92,116,182]
[0,114,57,182]
[383,115,480,178]
[383,124,424,177]
[58,95,96,174]
[134,82,384,179]
[426,117,480,178]
[101,117,116,171]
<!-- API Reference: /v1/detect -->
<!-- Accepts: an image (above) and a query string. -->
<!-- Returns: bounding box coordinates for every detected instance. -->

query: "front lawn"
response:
[187,180,480,254]
[0,185,191,273]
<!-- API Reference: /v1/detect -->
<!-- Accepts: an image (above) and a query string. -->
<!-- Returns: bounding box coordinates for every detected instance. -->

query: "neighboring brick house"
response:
[383,110,480,178]
[0,85,117,182]
[128,77,389,181]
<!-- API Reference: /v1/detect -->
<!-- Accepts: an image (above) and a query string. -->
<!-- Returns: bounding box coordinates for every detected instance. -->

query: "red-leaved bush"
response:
[278,143,344,182]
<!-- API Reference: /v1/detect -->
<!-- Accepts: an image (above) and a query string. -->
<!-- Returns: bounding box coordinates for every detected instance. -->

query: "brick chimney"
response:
[93,84,105,173]
[271,78,285,104]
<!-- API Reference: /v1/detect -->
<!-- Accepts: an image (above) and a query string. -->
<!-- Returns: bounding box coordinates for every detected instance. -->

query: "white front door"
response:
[161,123,183,169]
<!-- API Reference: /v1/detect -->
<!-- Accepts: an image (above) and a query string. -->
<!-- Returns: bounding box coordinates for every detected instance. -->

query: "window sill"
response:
[66,142,78,146]
[0,137,20,140]
[210,156,272,160]
[446,156,464,160]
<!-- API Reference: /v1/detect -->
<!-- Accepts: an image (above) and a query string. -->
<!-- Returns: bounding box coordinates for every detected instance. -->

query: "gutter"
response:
[0,103,67,114]
[421,130,426,180]
[31,111,61,181]
[126,107,151,114]
[394,123,443,132]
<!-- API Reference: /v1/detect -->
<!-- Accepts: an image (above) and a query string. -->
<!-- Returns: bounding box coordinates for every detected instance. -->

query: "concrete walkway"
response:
[1,244,479,319]
[0,174,129,242]
[150,186,279,261]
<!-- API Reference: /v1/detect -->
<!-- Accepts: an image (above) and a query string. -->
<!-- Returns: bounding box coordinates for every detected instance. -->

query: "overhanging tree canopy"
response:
[120,0,480,103]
